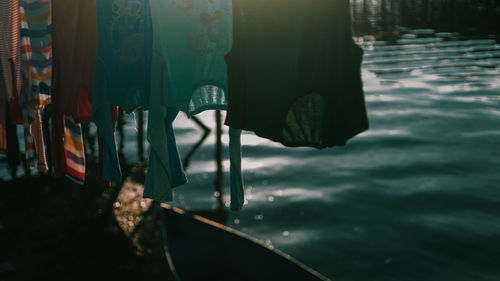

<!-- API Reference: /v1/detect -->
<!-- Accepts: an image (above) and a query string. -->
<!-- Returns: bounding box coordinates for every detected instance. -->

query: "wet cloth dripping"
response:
[51,0,97,180]
[148,0,244,210]
[92,0,154,182]
[225,0,368,148]
[19,0,52,171]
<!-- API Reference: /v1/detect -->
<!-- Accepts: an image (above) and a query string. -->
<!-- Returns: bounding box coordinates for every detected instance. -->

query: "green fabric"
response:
[149,0,231,115]
[144,72,187,201]
[92,58,121,182]
[148,0,244,210]
[229,128,244,210]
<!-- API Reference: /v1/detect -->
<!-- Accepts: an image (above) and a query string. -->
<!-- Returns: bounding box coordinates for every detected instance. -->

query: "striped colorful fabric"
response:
[19,0,52,111]
[1,0,20,154]
[0,0,20,102]
[19,0,52,170]
[63,115,85,184]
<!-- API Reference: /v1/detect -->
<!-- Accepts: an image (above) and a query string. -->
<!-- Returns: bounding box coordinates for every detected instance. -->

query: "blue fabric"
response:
[92,60,121,182]
[94,0,152,112]
[92,0,153,182]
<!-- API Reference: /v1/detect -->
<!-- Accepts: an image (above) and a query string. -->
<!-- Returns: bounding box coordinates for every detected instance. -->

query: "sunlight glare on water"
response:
[1,5,499,281]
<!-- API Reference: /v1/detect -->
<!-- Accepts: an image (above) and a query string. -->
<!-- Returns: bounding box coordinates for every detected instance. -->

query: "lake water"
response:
[167,33,500,280]
[1,31,500,281]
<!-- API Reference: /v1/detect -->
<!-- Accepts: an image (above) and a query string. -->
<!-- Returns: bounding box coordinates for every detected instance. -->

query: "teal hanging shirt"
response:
[146,0,244,210]
[150,0,231,115]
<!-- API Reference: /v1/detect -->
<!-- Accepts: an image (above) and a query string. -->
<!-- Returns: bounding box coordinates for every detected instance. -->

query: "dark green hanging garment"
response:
[225,0,368,148]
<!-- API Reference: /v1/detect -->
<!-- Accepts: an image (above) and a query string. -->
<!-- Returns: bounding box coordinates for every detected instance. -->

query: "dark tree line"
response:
[351,0,500,37]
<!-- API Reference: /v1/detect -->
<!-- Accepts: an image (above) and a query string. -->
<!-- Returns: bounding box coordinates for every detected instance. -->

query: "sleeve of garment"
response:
[166,108,188,187]
[144,52,171,200]
[144,53,187,202]
[91,59,121,182]
[229,128,244,210]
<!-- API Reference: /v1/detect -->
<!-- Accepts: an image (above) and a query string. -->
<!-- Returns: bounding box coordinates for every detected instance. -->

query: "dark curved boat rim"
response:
[160,203,331,281]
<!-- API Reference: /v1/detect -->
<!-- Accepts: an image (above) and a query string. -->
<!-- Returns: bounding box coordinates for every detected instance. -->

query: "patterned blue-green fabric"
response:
[149,0,231,115]
[92,0,153,182]
[147,0,244,210]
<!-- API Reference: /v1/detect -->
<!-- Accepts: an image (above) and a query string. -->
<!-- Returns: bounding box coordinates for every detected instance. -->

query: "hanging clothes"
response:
[0,0,20,155]
[92,0,154,182]
[148,0,244,210]
[225,0,368,148]
[18,0,52,170]
[19,0,52,112]
[51,0,96,122]
[51,0,97,180]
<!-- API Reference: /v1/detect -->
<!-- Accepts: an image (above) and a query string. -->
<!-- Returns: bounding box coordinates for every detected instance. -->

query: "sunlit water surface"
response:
[169,35,500,281]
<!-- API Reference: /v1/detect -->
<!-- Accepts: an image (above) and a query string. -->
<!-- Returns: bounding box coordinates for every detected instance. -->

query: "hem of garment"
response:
[226,120,369,149]
[225,86,369,148]
[283,122,368,148]
[186,104,227,118]
[143,192,172,202]
[65,174,84,185]
[168,82,227,116]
